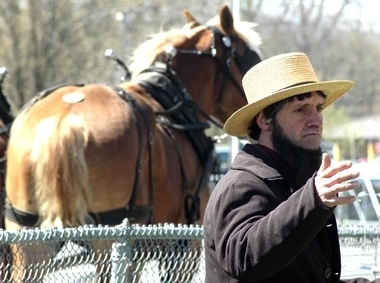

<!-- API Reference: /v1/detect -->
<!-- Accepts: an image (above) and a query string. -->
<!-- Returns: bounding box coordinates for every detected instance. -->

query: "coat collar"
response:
[231,143,298,193]
[231,143,284,180]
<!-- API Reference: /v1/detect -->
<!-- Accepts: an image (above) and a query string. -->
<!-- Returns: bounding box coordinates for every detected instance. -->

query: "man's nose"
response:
[307,111,323,127]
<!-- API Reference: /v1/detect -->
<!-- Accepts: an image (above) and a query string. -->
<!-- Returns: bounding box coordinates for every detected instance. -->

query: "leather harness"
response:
[4,66,216,227]
[4,25,261,228]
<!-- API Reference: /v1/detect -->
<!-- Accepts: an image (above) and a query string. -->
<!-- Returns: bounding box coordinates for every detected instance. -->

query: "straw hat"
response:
[224,52,354,137]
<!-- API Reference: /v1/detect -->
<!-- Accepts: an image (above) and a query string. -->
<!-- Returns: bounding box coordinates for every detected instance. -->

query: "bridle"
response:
[164,25,261,127]
[168,26,260,97]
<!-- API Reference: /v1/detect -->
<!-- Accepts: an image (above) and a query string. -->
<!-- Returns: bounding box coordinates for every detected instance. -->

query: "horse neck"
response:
[170,58,216,121]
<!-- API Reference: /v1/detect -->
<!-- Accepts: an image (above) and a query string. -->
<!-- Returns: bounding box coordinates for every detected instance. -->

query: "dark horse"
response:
[4,5,261,282]
[0,67,13,228]
[0,67,14,283]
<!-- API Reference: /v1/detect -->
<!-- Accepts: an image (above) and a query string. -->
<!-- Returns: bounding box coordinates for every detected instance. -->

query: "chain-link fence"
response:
[0,221,379,282]
[0,220,204,283]
[339,225,380,280]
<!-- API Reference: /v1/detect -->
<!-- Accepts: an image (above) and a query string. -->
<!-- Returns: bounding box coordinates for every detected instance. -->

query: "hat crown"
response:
[242,52,317,104]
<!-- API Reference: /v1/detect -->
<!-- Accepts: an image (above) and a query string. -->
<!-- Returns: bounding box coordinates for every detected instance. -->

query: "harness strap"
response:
[185,146,216,224]
[89,205,152,226]
[155,101,209,129]
[18,83,85,116]
[113,86,155,224]
[136,69,214,165]
[113,86,143,208]
[156,116,209,130]
[4,199,39,227]
[4,198,153,227]
[135,68,216,224]
[160,122,191,199]
[0,122,11,136]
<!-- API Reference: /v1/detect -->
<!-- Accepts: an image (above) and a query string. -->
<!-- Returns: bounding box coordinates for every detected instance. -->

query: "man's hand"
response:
[315,153,360,208]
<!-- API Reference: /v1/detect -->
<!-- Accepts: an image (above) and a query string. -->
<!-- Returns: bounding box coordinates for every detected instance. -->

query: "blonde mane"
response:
[129,28,197,77]
[129,16,262,77]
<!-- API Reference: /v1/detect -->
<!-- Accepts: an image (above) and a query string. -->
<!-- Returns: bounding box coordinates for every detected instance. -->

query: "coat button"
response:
[324,268,332,279]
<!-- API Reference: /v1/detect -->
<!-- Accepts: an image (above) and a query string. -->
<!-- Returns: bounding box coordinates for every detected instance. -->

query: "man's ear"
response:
[256,112,271,130]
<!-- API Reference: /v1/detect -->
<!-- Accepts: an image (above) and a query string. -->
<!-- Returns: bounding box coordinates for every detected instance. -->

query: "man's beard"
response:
[271,118,322,189]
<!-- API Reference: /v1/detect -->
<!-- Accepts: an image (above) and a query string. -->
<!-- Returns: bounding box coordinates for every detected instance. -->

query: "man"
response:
[204,52,379,282]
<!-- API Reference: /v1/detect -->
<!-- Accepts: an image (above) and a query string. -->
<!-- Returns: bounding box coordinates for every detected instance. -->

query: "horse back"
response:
[5,84,157,228]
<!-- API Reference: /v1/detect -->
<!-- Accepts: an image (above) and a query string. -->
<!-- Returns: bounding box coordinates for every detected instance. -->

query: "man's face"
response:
[269,91,324,187]
[274,91,324,150]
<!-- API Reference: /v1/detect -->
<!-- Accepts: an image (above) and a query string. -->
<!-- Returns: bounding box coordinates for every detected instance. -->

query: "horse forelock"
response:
[207,16,262,57]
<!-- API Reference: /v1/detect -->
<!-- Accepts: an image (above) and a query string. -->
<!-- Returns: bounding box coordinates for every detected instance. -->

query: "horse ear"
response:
[184,9,201,28]
[219,5,236,36]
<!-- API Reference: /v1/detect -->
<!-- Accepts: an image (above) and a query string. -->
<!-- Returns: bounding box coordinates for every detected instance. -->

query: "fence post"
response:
[111,218,132,283]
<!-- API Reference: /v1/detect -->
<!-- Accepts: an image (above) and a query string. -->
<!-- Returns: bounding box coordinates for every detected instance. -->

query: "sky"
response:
[255,0,380,32]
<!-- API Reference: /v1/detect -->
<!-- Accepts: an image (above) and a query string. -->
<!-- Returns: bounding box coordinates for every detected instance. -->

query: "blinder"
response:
[222,34,262,75]
[231,46,262,75]
[208,27,262,102]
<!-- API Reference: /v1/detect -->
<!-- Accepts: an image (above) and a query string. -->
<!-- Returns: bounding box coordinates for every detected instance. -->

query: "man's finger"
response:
[318,153,331,174]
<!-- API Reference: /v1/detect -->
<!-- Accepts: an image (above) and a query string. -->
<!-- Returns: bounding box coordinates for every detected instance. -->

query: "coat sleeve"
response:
[210,169,335,281]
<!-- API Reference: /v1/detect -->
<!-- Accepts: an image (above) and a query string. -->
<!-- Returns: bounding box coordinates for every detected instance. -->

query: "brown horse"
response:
[4,5,261,282]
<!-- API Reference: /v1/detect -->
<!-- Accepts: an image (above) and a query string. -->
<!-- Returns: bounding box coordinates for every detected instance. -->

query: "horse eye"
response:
[226,58,231,68]
[222,37,231,47]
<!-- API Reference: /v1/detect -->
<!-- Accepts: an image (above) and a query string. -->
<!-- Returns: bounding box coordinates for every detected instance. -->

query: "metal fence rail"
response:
[0,220,379,282]
[0,219,204,283]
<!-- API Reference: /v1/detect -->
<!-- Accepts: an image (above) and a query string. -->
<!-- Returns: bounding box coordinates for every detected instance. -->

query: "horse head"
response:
[129,5,262,126]
[172,5,262,124]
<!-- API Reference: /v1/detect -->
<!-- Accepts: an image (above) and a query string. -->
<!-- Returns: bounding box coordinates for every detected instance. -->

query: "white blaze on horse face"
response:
[62,92,85,104]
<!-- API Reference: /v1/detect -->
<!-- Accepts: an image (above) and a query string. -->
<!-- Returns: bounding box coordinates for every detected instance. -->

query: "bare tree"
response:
[2,0,377,119]
[241,0,380,118]
[0,0,120,110]
[0,0,233,111]
[0,1,28,110]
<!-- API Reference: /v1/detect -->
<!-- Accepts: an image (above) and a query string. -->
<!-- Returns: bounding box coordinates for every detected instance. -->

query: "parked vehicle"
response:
[209,138,249,190]
[335,163,380,225]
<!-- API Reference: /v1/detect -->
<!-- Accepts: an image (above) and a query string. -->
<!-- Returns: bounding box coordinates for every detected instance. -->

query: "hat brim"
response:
[224,80,354,137]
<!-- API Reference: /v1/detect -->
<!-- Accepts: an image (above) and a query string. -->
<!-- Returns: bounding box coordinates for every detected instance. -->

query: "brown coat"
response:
[204,144,379,283]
